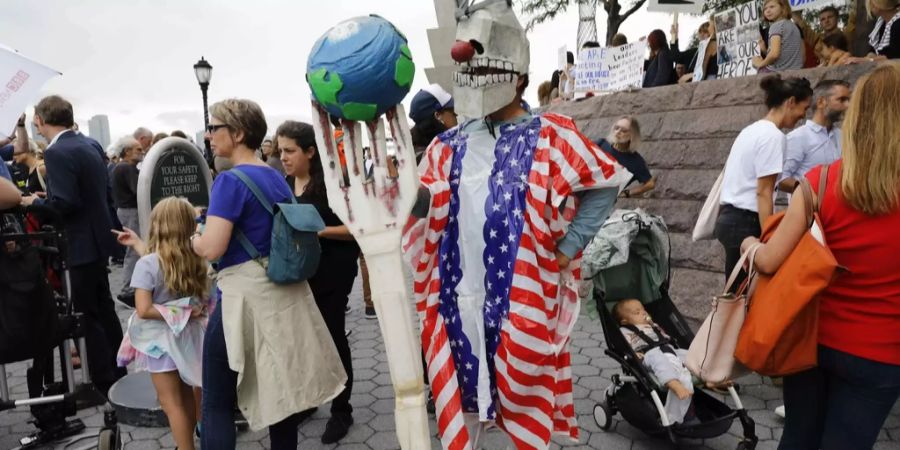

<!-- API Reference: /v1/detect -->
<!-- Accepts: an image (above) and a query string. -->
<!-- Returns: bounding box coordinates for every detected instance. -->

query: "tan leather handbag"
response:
[692,169,724,241]
[685,244,759,384]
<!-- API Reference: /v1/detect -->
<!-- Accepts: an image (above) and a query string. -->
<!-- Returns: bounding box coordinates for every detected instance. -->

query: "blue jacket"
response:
[35,131,115,266]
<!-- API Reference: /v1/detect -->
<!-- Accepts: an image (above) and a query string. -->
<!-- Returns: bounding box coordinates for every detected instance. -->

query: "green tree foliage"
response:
[518,0,648,45]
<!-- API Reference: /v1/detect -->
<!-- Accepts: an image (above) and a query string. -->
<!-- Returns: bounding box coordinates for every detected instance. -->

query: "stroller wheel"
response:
[97,428,121,450]
[593,403,613,431]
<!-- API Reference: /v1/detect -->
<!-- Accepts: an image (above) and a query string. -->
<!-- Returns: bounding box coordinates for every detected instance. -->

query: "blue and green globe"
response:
[306,15,415,122]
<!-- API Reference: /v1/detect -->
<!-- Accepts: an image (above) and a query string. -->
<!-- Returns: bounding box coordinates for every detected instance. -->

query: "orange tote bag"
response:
[734,166,840,377]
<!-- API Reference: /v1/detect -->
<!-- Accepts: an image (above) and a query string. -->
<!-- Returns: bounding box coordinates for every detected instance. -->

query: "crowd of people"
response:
[0,80,476,447]
[0,3,898,449]
[538,0,899,104]
[6,73,892,449]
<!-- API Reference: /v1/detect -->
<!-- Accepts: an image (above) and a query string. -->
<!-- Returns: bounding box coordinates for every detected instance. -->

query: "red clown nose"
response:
[451,40,476,63]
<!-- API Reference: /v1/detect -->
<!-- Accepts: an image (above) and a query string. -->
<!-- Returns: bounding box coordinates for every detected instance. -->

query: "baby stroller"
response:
[0,205,121,449]
[581,209,758,449]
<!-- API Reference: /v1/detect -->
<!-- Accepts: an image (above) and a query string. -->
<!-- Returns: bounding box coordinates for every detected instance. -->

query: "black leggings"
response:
[714,205,761,293]
[311,283,354,417]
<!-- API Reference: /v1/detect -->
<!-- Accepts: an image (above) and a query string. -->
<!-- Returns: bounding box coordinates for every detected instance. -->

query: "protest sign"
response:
[558,45,567,71]
[575,41,647,93]
[0,46,60,136]
[715,1,761,79]
[694,37,711,81]
[649,0,706,14]
[789,0,843,11]
[575,47,604,92]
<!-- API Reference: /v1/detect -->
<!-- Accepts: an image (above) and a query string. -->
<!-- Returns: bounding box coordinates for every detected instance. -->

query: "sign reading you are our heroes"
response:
[715,0,762,79]
[575,41,647,93]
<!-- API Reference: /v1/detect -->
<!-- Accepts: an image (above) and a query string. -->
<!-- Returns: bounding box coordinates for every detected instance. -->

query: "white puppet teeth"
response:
[453,58,516,88]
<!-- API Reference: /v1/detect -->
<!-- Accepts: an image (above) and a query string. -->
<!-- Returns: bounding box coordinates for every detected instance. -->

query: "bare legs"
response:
[666,379,692,400]
[151,371,199,450]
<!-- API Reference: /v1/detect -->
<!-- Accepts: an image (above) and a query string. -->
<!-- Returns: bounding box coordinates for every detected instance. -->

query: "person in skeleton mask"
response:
[402,1,631,448]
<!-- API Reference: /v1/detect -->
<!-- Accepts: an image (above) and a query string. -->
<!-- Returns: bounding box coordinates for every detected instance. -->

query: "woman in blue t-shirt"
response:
[190,99,346,449]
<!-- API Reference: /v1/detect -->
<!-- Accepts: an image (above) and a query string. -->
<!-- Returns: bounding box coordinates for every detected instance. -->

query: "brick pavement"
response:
[2,266,898,449]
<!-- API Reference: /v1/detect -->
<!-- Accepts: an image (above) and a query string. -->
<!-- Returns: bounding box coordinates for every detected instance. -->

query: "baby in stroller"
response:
[614,298,694,425]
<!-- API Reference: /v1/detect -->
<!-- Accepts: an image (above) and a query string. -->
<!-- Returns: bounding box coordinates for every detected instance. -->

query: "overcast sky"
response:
[1,0,703,143]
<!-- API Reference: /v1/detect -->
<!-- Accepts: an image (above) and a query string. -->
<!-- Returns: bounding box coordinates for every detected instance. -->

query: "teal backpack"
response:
[230,168,325,284]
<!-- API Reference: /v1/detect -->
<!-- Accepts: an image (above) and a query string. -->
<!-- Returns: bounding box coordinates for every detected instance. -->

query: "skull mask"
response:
[451,0,530,118]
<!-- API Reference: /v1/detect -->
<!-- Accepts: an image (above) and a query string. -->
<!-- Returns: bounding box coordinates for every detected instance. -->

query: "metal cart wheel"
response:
[593,402,613,431]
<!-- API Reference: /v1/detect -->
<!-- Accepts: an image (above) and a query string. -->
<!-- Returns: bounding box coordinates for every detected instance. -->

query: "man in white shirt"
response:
[778,80,851,193]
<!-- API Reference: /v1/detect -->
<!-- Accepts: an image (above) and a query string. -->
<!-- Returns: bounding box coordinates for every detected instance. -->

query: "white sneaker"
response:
[774,405,785,418]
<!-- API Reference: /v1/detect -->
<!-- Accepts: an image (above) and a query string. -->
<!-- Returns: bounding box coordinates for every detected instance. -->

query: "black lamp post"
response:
[193,57,213,166]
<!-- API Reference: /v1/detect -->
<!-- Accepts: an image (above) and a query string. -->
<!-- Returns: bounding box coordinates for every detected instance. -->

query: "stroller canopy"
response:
[581,208,670,311]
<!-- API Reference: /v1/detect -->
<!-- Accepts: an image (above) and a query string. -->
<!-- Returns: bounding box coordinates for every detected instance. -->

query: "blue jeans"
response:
[779,345,900,450]
[201,303,301,449]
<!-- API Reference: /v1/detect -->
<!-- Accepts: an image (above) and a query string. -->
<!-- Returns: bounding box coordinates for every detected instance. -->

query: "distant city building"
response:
[30,122,46,143]
[88,115,111,149]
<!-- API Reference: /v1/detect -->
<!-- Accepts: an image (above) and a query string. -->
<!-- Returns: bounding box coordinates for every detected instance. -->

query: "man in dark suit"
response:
[21,95,125,395]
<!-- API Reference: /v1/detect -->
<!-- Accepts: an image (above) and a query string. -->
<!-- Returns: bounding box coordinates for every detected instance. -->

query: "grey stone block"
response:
[124,439,161,450]
[587,429,633,450]
[366,430,401,449]
[354,368,378,381]
[371,385,396,399]
[370,398,396,415]
[341,423,375,444]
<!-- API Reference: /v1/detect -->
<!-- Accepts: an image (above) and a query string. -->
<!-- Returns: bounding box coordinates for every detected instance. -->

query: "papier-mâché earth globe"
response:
[307,15,415,122]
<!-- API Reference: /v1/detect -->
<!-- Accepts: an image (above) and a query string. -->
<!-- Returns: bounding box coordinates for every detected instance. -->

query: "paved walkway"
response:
[2,266,898,449]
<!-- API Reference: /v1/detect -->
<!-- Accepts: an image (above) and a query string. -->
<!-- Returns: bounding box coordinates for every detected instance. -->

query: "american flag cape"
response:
[402,113,630,450]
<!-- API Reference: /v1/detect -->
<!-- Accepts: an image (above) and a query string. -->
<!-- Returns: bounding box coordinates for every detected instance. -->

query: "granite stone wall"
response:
[545,63,877,325]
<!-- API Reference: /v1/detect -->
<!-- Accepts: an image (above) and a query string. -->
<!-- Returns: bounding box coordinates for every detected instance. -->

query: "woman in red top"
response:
[742,62,900,450]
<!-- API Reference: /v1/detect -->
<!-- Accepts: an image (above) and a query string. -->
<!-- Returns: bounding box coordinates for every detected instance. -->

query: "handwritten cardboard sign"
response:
[649,0,706,14]
[789,0,844,11]
[715,1,761,79]
[694,37,711,81]
[558,45,568,71]
[575,41,647,93]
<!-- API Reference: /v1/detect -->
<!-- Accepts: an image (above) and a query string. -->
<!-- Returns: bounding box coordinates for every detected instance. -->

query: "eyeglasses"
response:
[613,126,631,133]
[206,124,229,133]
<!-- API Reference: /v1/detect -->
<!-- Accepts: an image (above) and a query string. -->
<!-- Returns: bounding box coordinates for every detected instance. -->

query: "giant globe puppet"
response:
[306,14,431,450]
[306,3,628,450]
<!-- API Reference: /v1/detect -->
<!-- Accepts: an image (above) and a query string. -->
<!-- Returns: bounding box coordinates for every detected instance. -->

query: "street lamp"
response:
[193,57,213,166]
